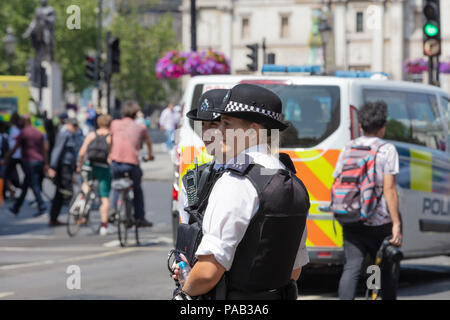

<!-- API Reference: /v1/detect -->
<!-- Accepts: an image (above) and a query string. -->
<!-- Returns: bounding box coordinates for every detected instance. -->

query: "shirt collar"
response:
[225,144,270,167]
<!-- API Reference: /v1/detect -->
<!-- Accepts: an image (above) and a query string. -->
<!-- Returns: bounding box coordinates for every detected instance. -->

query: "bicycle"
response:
[111,172,141,247]
[67,165,102,237]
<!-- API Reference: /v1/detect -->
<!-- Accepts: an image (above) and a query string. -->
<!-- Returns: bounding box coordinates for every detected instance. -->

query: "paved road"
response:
[0,149,449,299]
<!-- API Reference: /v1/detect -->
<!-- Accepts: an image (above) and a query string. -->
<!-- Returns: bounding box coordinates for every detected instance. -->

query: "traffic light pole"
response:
[190,0,197,52]
[96,0,103,111]
[428,57,433,85]
[106,32,111,114]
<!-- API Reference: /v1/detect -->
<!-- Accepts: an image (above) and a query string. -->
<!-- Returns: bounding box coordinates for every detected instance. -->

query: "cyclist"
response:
[110,100,155,228]
[77,114,113,236]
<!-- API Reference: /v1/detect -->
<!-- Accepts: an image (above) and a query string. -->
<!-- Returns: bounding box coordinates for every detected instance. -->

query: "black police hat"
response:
[215,83,288,131]
[186,89,228,122]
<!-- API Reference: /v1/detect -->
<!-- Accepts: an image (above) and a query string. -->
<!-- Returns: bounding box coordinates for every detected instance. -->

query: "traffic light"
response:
[422,0,441,57]
[106,36,120,75]
[246,43,259,72]
[85,54,100,81]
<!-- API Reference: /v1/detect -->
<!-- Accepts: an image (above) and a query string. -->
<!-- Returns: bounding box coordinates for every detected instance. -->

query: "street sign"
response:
[424,38,441,57]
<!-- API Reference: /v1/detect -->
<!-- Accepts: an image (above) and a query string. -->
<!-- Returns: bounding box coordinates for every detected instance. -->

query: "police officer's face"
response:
[218,115,260,161]
[201,121,220,155]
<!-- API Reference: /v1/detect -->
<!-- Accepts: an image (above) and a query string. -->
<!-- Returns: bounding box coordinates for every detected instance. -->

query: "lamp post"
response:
[3,26,17,74]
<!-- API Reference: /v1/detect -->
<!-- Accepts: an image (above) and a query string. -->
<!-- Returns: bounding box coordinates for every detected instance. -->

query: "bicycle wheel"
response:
[117,194,129,247]
[86,192,102,234]
[135,222,140,246]
[67,191,85,237]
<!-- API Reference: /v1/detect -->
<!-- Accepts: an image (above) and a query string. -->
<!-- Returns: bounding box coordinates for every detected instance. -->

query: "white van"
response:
[171,72,450,266]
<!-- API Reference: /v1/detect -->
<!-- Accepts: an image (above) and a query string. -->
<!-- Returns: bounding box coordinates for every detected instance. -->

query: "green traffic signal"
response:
[424,21,439,37]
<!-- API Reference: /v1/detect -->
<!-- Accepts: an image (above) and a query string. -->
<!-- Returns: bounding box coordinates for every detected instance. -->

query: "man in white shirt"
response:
[159,103,178,150]
[333,100,402,300]
[173,84,309,300]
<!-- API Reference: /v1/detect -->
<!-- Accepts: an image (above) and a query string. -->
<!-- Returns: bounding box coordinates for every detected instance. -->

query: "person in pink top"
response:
[110,100,154,227]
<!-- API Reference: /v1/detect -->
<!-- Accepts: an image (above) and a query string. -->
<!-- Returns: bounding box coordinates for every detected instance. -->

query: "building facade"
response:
[181,0,450,91]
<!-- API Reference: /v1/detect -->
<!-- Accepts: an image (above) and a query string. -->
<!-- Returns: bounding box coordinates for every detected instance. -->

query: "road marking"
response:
[0,292,14,299]
[0,247,112,252]
[0,248,137,271]
[0,234,54,240]
[0,245,170,272]
[103,236,172,248]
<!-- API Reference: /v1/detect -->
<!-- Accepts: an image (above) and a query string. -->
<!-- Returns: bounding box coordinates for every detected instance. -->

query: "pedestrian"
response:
[333,100,402,300]
[109,100,155,228]
[4,113,23,199]
[3,114,48,217]
[84,102,97,135]
[0,121,10,198]
[172,84,310,300]
[42,110,56,160]
[77,114,113,236]
[159,103,178,151]
[47,117,79,227]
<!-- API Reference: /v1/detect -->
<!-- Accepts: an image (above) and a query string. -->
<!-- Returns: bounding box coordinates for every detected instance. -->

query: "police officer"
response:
[173,83,310,300]
[178,89,228,224]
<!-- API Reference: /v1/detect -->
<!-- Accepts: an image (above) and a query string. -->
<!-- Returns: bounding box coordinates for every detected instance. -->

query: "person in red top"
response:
[3,115,48,217]
[110,100,154,227]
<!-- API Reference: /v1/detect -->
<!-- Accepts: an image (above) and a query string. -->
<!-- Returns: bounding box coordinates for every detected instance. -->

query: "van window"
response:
[442,96,449,129]
[0,97,18,113]
[364,89,446,151]
[257,84,340,148]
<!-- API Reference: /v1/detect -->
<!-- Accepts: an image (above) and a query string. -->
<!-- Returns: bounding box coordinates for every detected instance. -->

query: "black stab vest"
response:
[224,160,310,296]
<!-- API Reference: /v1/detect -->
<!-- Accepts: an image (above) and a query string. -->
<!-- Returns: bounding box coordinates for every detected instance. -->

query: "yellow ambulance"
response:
[0,75,45,132]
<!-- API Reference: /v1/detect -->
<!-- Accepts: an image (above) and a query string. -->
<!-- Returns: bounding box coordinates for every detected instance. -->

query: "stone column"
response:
[371,0,385,72]
[219,0,233,61]
[390,0,405,80]
[333,0,348,70]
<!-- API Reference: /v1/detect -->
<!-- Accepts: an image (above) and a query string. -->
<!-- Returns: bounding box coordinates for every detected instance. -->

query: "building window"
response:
[241,17,250,39]
[356,11,364,33]
[280,15,290,38]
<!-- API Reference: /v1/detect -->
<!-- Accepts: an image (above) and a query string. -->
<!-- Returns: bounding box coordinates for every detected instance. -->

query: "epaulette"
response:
[225,154,254,176]
[279,152,297,174]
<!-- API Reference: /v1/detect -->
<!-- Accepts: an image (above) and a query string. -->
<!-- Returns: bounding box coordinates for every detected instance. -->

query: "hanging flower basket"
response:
[403,58,450,74]
[156,49,231,79]
[403,58,427,74]
[155,50,188,79]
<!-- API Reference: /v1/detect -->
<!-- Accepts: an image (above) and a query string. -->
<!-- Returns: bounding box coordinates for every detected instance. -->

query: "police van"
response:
[171,68,450,266]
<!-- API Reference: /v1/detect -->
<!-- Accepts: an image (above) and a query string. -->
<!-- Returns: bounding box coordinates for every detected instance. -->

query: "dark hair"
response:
[10,112,21,127]
[120,100,141,119]
[358,101,388,134]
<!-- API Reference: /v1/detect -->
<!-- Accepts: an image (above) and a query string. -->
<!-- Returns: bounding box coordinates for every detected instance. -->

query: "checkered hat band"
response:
[224,101,283,121]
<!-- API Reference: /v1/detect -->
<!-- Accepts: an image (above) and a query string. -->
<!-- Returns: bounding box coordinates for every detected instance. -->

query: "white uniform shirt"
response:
[195,144,309,271]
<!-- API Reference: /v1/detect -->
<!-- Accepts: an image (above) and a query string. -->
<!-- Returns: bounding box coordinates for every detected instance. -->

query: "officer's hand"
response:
[171,253,190,281]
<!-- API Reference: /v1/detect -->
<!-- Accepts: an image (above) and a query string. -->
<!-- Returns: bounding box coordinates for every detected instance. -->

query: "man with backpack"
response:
[77,114,113,235]
[331,100,402,300]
